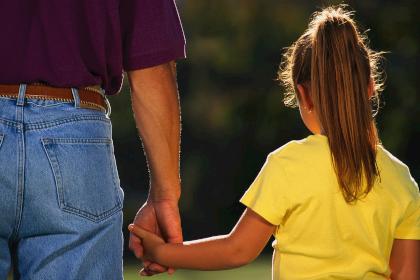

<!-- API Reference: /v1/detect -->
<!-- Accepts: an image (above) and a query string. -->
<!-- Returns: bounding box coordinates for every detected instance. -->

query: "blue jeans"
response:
[0,85,124,280]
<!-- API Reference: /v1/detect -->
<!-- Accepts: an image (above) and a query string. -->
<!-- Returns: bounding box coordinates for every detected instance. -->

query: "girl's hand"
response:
[130,209,275,271]
[129,199,182,275]
[128,224,166,262]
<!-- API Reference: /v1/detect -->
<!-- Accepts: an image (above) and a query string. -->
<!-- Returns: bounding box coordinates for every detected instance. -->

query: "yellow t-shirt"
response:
[240,134,420,280]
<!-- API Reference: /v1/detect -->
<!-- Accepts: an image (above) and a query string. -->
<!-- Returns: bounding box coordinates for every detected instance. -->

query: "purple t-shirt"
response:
[0,0,186,95]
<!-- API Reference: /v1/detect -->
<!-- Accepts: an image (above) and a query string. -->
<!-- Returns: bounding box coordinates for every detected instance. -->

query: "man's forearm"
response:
[127,62,181,201]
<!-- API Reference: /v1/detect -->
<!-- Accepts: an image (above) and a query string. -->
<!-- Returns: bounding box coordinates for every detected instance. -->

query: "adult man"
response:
[0,0,185,279]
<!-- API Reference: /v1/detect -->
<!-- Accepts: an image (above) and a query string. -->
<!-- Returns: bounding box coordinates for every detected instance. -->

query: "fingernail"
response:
[128,224,134,230]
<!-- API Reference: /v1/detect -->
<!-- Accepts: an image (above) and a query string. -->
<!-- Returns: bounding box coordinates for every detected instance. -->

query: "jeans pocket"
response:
[41,137,123,222]
[0,134,4,149]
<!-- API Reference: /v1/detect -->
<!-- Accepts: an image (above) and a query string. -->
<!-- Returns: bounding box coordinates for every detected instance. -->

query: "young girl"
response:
[129,6,419,279]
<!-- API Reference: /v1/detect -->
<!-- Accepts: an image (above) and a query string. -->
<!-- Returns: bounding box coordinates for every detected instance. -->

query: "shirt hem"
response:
[123,45,186,71]
[394,232,420,240]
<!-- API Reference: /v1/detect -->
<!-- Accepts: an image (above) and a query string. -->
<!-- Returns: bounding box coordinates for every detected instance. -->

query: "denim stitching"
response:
[0,117,21,128]
[42,138,112,144]
[108,142,123,207]
[0,134,4,155]
[41,139,122,223]
[16,84,26,106]
[0,97,16,100]
[71,88,81,109]
[60,204,122,223]
[14,84,27,238]
[25,115,110,131]
[11,106,25,240]
[41,140,65,209]
[26,100,71,107]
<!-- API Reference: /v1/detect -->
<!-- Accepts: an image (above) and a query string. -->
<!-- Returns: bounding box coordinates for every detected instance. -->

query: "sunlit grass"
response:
[7,257,271,279]
[124,257,271,280]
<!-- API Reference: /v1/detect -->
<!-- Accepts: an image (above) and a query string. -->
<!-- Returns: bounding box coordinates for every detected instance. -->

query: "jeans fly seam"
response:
[11,106,25,240]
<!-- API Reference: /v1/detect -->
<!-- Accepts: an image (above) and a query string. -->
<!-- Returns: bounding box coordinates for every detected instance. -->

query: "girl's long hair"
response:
[279,5,385,203]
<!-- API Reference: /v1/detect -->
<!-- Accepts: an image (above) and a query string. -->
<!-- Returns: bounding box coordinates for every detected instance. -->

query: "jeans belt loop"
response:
[71,88,81,109]
[17,84,27,106]
[99,88,111,117]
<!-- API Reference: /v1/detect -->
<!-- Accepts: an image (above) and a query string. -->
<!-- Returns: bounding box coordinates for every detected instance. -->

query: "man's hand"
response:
[128,224,166,262]
[129,198,182,276]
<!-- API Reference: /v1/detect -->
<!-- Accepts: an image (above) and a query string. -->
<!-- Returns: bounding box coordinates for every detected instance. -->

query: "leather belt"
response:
[0,84,108,113]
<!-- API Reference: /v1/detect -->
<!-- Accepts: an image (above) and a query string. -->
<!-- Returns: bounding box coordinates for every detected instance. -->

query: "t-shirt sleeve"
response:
[120,0,186,71]
[240,154,290,226]
[394,173,420,239]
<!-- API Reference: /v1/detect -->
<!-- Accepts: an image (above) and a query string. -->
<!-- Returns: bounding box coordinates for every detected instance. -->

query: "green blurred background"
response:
[109,0,419,279]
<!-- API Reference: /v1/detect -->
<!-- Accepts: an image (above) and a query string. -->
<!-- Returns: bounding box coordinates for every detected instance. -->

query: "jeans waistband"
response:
[0,83,111,117]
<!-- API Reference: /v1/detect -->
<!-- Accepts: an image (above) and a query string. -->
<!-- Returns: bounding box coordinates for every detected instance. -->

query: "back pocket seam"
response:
[41,138,122,223]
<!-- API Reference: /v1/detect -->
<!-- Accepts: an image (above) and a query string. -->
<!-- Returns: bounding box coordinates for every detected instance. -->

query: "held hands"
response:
[128,224,166,263]
[128,198,182,276]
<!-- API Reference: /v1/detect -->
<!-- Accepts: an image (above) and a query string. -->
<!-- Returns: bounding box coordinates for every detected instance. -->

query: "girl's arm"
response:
[389,239,420,280]
[128,208,275,270]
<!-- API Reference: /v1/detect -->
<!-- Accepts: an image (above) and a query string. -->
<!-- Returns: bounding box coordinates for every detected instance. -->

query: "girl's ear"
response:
[296,84,313,110]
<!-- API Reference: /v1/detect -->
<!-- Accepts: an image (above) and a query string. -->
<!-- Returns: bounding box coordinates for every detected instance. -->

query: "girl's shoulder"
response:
[377,145,409,170]
[270,134,329,161]
[376,145,418,194]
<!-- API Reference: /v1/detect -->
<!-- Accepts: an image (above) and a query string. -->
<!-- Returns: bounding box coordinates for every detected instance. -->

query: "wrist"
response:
[154,243,179,269]
[148,194,180,204]
[148,180,181,202]
[152,244,167,265]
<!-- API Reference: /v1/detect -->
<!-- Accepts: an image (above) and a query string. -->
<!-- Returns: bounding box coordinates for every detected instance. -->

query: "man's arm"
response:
[128,61,181,201]
[127,61,182,275]
[129,208,275,270]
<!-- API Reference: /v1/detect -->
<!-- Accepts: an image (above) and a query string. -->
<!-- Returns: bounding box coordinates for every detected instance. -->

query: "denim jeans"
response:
[0,85,124,280]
